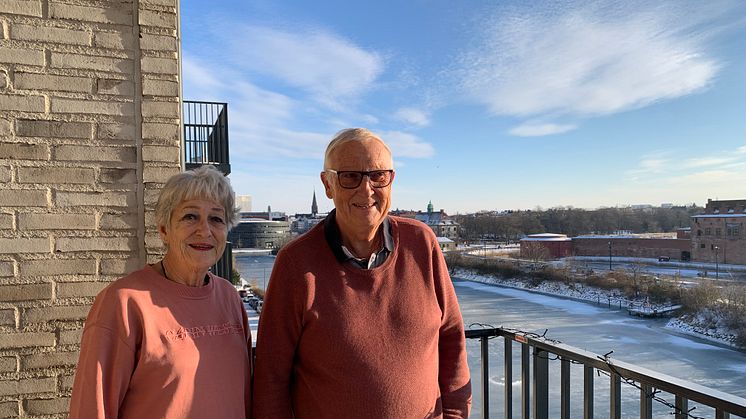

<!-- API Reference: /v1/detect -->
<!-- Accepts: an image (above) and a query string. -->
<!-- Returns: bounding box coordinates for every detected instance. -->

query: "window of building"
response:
[705,228,711,235]
[700,243,706,248]
[713,208,720,213]
[715,228,721,236]
[728,208,734,213]
[697,229,702,236]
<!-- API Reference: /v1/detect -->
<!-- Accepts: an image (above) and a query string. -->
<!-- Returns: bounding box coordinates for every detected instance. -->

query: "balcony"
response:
[182,100,233,280]
[466,327,746,419]
[183,100,230,175]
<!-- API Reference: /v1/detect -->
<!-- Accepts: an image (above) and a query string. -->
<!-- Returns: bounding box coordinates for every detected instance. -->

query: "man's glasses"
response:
[325,169,394,189]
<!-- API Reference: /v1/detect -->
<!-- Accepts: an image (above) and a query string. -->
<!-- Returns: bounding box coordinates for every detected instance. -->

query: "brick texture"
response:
[16,119,90,139]
[18,167,96,184]
[11,24,90,45]
[0,378,55,396]
[0,237,50,253]
[0,284,52,302]
[21,258,96,276]
[0,1,42,17]
[23,305,90,323]
[14,72,92,93]
[0,332,54,350]
[57,281,107,298]
[0,189,49,206]
[56,145,136,162]
[18,213,96,230]
[25,397,72,415]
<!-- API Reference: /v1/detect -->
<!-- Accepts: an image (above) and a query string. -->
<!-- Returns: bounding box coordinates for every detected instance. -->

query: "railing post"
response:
[480,336,489,419]
[676,396,688,419]
[584,366,594,419]
[716,409,730,419]
[504,338,513,419]
[533,349,549,419]
[561,357,570,419]
[522,344,530,419]
[640,383,653,419]
[610,372,621,419]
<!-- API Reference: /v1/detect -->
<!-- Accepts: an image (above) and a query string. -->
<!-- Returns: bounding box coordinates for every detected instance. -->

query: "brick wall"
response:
[0,0,182,417]
[572,237,692,260]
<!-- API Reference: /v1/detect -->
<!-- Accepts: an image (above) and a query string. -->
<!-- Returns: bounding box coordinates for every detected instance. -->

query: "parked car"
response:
[658,256,670,262]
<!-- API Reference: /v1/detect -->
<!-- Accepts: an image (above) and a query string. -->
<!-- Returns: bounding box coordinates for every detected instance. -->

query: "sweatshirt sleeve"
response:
[252,250,305,419]
[68,324,136,419]
[432,242,472,418]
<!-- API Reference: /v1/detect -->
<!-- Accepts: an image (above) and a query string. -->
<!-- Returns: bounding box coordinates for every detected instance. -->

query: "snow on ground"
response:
[453,268,740,349]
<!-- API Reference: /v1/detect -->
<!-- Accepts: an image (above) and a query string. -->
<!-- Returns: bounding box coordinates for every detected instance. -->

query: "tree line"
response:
[453,205,703,241]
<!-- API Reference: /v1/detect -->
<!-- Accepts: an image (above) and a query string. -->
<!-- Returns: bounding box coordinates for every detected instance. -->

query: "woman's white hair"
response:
[155,165,239,230]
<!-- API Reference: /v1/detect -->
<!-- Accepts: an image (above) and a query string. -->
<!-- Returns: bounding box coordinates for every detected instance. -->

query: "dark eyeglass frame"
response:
[325,169,394,189]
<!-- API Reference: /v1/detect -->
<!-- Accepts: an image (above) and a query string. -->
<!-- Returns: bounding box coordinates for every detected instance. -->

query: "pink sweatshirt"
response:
[253,216,471,419]
[69,265,252,419]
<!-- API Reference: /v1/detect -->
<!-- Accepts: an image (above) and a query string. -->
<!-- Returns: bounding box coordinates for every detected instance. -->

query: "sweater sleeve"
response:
[252,250,305,419]
[68,325,136,419]
[432,242,472,418]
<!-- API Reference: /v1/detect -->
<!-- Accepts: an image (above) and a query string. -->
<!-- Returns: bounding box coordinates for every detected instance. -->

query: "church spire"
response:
[311,189,318,216]
[427,200,433,214]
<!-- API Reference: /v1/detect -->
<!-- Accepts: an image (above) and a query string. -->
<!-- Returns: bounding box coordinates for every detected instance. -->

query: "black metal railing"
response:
[465,327,746,419]
[183,100,230,175]
[210,241,233,282]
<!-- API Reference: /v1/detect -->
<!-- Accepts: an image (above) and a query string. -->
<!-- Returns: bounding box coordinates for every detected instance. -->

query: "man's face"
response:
[321,138,394,238]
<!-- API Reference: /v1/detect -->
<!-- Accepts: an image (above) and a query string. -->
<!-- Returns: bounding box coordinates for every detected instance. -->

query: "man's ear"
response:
[320,172,333,199]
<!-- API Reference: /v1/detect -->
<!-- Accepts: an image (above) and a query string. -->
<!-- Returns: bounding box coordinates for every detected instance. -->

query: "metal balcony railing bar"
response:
[183,100,230,175]
[465,326,746,419]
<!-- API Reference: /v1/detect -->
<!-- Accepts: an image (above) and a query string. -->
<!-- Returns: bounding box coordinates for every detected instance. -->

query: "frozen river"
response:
[455,279,746,418]
[236,255,746,418]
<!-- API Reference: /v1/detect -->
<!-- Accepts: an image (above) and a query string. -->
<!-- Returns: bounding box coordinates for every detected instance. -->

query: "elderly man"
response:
[253,128,471,419]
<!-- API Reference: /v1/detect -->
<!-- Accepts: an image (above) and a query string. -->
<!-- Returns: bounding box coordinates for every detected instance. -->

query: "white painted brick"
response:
[141,56,178,74]
[14,72,92,93]
[142,78,178,96]
[55,236,135,252]
[0,332,53,350]
[23,305,89,323]
[50,3,132,25]
[0,95,45,112]
[18,167,96,184]
[99,168,137,184]
[0,260,14,277]
[0,189,49,207]
[98,123,135,141]
[55,191,133,207]
[59,328,83,345]
[143,166,179,183]
[0,283,52,302]
[52,98,134,116]
[0,0,42,17]
[142,145,178,162]
[0,377,55,396]
[57,281,107,298]
[140,33,176,51]
[56,145,136,162]
[139,9,176,28]
[0,237,50,254]
[0,45,43,65]
[21,258,96,276]
[11,23,89,45]
[51,52,133,74]
[94,31,134,50]
[18,213,96,230]
[0,118,10,136]
[100,257,140,275]
[142,100,179,118]
[0,142,50,159]
[142,122,178,140]
[97,78,134,96]
[0,357,16,373]
[0,165,10,183]
[100,212,137,229]
[16,119,91,138]
[0,309,14,326]
[0,401,18,418]
[25,397,71,415]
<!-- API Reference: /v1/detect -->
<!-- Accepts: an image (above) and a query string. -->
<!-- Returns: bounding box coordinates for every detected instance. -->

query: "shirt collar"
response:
[323,209,393,265]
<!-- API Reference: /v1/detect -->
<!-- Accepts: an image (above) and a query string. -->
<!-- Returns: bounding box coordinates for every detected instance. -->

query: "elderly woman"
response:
[69,165,251,418]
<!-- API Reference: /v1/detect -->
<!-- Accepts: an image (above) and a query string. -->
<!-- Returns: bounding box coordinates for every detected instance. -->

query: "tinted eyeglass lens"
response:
[338,172,363,188]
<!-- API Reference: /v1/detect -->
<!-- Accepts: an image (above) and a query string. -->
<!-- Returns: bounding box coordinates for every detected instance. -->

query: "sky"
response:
[180,0,746,215]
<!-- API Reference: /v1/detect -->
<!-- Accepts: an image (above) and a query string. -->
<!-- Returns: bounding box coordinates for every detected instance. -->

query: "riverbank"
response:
[453,268,740,349]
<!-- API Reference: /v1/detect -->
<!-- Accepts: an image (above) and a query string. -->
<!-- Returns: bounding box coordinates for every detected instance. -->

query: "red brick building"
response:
[691,199,746,264]
[520,233,573,259]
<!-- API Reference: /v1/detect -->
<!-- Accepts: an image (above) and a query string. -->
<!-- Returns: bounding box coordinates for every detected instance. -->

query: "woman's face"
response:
[159,199,228,273]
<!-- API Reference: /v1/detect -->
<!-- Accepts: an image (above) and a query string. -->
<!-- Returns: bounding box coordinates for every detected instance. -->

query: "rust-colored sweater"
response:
[253,216,471,419]
[69,265,252,419]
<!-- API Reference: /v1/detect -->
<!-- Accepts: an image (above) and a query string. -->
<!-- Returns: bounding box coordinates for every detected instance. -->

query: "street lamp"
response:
[608,241,612,271]
[714,246,719,280]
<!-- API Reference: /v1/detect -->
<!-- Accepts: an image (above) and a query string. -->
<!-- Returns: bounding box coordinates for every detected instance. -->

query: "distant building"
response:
[520,233,573,259]
[229,219,291,249]
[691,199,746,264]
[437,237,456,252]
[236,195,252,212]
[414,201,460,241]
[572,235,691,261]
[291,191,326,234]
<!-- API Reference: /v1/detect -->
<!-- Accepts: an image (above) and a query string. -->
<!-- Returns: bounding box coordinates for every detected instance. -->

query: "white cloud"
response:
[378,131,435,159]
[682,156,739,168]
[737,146,746,154]
[394,107,430,127]
[225,25,384,109]
[456,1,727,119]
[509,122,577,137]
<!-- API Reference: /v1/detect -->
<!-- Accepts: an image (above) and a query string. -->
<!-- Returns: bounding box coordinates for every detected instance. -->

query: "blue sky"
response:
[181,0,746,215]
